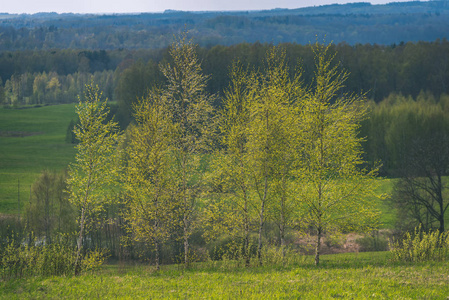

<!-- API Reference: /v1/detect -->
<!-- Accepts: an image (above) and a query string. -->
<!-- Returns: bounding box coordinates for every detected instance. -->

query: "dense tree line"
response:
[362,93,449,232]
[1,40,449,109]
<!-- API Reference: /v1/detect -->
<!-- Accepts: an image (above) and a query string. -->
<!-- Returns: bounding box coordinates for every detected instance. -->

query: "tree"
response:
[67,83,121,275]
[390,103,449,232]
[245,47,303,264]
[210,46,304,265]
[26,169,74,245]
[298,43,380,266]
[114,60,164,125]
[122,89,175,270]
[259,47,304,261]
[159,33,214,266]
[206,62,257,266]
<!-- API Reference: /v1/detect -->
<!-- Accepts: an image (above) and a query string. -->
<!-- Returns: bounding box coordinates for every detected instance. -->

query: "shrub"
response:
[389,226,449,262]
[81,248,109,273]
[0,237,108,280]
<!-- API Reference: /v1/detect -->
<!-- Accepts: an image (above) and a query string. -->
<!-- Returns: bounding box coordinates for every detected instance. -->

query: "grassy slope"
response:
[1,252,448,299]
[0,104,77,213]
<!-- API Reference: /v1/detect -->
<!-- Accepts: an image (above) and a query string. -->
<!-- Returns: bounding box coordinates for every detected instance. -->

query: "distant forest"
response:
[2,1,449,110]
[0,40,448,108]
[0,1,449,49]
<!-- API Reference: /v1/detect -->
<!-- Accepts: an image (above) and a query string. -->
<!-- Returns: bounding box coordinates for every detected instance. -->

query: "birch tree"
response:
[123,90,175,270]
[298,43,380,266]
[206,62,257,266]
[210,47,304,265]
[67,84,121,275]
[159,33,214,266]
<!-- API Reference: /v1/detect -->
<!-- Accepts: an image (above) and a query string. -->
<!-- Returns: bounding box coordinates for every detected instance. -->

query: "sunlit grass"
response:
[1,251,449,299]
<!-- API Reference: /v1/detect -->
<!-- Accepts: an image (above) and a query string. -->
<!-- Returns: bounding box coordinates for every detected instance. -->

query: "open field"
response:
[0,104,77,213]
[1,251,448,299]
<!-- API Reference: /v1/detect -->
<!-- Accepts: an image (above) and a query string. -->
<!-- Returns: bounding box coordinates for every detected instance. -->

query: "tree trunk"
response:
[257,205,264,266]
[438,175,445,233]
[74,206,86,276]
[257,176,268,266]
[182,155,190,267]
[315,226,322,266]
[280,186,286,264]
[155,238,160,271]
[244,203,250,267]
[184,221,189,267]
[280,222,285,264]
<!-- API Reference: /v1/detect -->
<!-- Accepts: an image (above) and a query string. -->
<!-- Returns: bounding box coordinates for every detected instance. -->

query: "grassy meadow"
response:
[0,104,77,213]
[1,251,448,299]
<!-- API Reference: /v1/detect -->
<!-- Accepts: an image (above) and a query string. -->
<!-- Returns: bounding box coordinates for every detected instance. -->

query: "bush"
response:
[81,248,109,273]
[0,237,108,280]
[389,226,449,262]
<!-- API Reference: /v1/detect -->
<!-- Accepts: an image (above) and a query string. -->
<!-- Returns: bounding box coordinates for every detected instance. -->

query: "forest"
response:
[1,1,449,49]
[1,2,449,298]
[1,40,449,107]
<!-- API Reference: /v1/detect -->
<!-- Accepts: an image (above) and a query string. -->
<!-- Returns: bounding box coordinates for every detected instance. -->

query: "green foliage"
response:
[159,33,214,266]
[80,248,109,273]
[390,226,449,263]
[297,42,382,265]
[367,94,449,232]
[25,169,76,245]
[115,60,164,125]
[122,89,176,269]
[0,237,108,280]
[65,118,80,144]
[67,83,122,274]
[363,92,449,176]
[209,46,304,266]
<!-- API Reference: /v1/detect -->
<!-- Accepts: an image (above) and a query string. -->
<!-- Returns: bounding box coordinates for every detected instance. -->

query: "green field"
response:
[0,104,77,214]
[1,251,448,299]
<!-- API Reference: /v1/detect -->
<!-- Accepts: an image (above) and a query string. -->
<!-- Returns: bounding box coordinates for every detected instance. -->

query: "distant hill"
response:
[0,1,448,49]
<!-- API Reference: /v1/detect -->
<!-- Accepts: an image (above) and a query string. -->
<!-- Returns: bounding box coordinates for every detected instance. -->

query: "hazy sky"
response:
[1,0,413,14]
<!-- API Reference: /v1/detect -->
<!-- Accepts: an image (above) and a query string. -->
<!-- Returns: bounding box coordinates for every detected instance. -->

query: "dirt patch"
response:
[0,131,43,137]
[294,231,392,255]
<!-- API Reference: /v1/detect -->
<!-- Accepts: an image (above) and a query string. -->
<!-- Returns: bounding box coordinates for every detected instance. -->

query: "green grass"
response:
[1,252,449,299]
[0,104,77,214]
[374,178,396,229]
